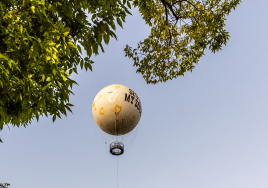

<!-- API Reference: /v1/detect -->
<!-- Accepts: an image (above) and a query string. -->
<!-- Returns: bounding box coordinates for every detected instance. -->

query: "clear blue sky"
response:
[1,1,268,187]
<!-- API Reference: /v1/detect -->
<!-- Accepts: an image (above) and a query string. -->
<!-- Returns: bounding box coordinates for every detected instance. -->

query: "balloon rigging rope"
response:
[117,156,119,188]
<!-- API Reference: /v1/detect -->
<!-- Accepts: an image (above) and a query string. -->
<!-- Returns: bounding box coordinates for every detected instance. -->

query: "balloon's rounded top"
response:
[92,84,142,136]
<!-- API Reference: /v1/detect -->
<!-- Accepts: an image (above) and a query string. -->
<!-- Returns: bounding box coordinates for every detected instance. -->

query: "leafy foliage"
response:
[124,0,241,84]
[0,183,10,188]
[0,0,131,129]
[0,0,241,129]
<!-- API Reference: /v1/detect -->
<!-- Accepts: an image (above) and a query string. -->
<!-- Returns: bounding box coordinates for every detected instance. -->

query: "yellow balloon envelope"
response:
[92,84,142,136]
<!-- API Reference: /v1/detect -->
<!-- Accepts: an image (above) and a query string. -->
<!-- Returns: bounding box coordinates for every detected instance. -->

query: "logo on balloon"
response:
[99,107,105,115]
[130,115,136,123]
[93,101,96,111]
[115,105,122,116]
[125,89,142,115]
[108,92,119,102]
[116,85,120,89]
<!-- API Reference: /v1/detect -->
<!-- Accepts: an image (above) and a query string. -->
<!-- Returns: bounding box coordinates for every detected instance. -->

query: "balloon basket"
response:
[110,141,124,155]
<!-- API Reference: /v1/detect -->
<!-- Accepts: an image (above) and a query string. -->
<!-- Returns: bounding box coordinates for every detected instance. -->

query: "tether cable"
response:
[117,156,119,188]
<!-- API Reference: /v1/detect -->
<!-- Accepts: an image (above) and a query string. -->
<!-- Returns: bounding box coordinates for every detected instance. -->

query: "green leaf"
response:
[46,77,51,82]
[56,80,61,88]
[20,25,23,34]
[52,54,58,60]
[8,61,11,68]
[52,115,56,122]
[42,75,45,82]
[49,42,56,46]
[63,32,69,37]
[77,45,82,54]
[66,105,73,113]
[30,6,35,13]
[61,75,66,81]
[80,60,84,69]
[127,1,131,9]
[42,83,51,91]
[116,18,123,28]
[67,41,77,48]
[67,103,74,107]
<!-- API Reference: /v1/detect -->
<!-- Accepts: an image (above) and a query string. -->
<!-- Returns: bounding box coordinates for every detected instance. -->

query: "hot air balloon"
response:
[92,84,142,155]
